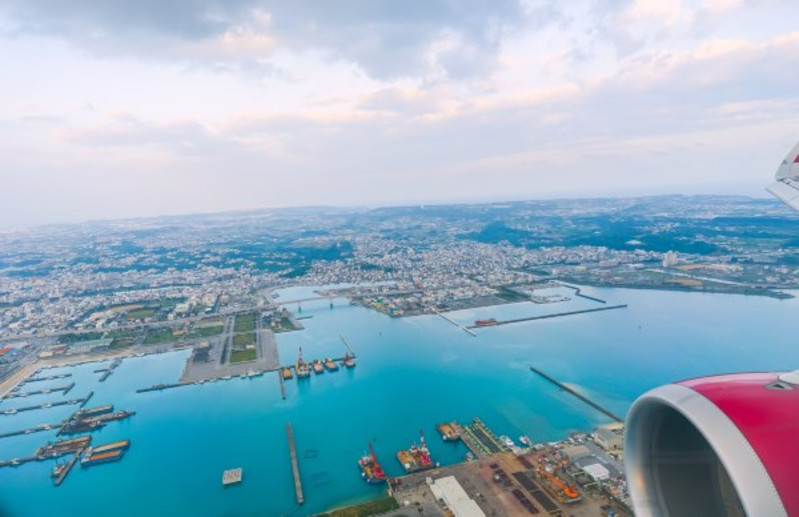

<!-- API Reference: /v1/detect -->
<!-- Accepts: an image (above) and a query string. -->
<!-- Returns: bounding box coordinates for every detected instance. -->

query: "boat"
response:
[281,367,293,380]
[312,360,324,374]
[51,463,66,479]
[323,358,339,371]
[396,430,437,473]
[500,435,516,449]
[436,423,460,441]
[358,443,386,484]
[81,449,124,467]
[87,439,130,456]
[295,347,311,378]
[474,318,498,327]
[342,352,356,368]
[77,405,113,417]
[519,435,532,447]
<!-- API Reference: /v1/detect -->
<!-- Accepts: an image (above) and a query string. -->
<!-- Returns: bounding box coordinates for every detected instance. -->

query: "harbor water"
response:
[1,285,797,516]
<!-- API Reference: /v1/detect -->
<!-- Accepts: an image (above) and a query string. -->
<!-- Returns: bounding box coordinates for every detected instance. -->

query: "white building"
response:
[428,476,485,517]
[662,251,679,267]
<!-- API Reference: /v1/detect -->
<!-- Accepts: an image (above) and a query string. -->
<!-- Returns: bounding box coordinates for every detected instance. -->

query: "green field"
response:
[230,348,257,363]
[234,312,257,333]
[321,497,399,517]
[106,329,136,348]
[143,327,176,345]
[232,332,256,348]
[189,325,224,338]
[127,308,156,320]
[58,332,104,344]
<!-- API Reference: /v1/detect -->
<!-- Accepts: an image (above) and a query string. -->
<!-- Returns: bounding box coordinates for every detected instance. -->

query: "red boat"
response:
[474,318,497,327]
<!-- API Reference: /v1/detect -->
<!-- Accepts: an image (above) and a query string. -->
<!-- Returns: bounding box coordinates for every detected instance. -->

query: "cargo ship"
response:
[342,352,356,368]
[81,449,124,467]
[358,443,386,484]
[323,358,339,371]
[84,439,130,457]
[281,367,293,380]
[396,430,437,473]
[77,405,113,418]
[474,318,497,327]
[436,423,460,441]
[295,347,311,379]
[312,360,324,374]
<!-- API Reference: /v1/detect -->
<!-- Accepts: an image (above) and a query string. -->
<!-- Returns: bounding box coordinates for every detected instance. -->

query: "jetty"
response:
[432,309,477,337]
[21,373,72,384]
[530,366,624,423]
[285,423,304,505]
[278,373,286,400]
[559,283,608,304]
[2,395,87,415]
[0,423,60,440]
[3,382,75,399]
[467,304,627,329]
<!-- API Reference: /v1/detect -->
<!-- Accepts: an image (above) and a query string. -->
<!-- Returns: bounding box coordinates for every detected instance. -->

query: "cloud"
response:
[0,0,533,80]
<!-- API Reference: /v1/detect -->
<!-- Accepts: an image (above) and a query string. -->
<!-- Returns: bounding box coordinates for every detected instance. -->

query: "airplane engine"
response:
[624,371,799,517]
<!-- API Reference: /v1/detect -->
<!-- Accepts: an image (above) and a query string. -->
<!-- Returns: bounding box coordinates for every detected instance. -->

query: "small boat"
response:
[519,435,532,447]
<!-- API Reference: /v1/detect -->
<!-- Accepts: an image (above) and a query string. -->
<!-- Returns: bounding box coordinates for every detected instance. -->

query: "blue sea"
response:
[1,285,797,516]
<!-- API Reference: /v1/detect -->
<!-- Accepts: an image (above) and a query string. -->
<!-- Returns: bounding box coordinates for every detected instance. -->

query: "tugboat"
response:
[358,443,386,484]
[312,360,324,374]
[281,367,293,380]
[295,347,311,379]
[323,358,339,372]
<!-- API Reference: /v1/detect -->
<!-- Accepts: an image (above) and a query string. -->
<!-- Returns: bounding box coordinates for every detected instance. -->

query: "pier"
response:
[3,382,75,399]
[0,423,60,439]
[432,309,477,337]
[21,373,72,384]
[98,358,122,382]
[2,395,87,415]
[285,423,304,505]
[559,283,608,304]
[529,366,624,423]
[467,304,627,329]
[278,373,286,400]
[53,447,86,487]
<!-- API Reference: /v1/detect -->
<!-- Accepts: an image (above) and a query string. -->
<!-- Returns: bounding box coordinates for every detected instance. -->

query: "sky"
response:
[1,0,799,228]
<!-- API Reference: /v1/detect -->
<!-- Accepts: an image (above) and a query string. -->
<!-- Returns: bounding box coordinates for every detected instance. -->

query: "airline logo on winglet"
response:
[794,154,799,163]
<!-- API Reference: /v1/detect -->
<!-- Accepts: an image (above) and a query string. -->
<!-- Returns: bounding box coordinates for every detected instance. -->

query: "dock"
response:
[278,373,286,400]
[530,366,624,423]
[2,395,87,415]
[467,304,627,328]
[98,358,122,382]
[3,382,75,399]
[21,373,72,384]
[432,309,477,337]
[456,418,509,459]
[0,423,60,440]
[285,423,304,505]
[53,446,86,487]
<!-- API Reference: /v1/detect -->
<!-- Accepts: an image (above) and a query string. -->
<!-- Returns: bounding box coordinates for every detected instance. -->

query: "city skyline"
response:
[1,1,798,227]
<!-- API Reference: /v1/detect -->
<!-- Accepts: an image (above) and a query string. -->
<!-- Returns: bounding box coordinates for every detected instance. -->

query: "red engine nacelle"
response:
[624,371,799,516]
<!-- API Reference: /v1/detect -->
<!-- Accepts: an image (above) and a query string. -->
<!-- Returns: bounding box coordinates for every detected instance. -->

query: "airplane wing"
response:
[767,140,799,211]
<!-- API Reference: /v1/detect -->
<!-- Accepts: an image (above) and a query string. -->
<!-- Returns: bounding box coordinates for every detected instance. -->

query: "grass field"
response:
[230,348,257,363]
[321,497,399,517]
[143,327,176,345]
[107,329,136,348]
[189,325,224,338]
[232,332,256,348]
[234,312,257,333]
[127,308,156,320]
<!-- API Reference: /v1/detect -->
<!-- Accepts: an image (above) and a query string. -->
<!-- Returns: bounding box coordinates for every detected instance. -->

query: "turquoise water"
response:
[1,285,797,516]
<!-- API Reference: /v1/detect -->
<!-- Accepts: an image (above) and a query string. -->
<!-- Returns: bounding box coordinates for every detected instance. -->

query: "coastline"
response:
[560,278,795,299]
